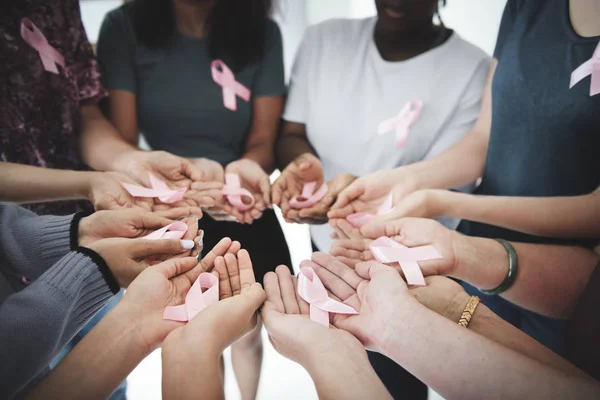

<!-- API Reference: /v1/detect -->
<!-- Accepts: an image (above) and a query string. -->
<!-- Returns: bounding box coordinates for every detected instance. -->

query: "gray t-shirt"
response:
[97,4,285,165]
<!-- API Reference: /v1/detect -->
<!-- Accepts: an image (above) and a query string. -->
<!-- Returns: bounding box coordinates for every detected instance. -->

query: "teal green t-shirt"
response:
[97,4,285,165]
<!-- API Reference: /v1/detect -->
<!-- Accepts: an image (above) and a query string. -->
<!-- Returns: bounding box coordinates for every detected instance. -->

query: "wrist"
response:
[444,290,471,323]
[109,304,156,357]
[111,149,143,172]
[454,236,508,289]
[73,212,92,249]
[163,326,221,365]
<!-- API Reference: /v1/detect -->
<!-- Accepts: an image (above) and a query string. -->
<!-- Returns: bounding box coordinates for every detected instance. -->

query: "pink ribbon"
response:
[211,59,251,111]
[222,173,255,211]
[20,18,65,75]
[163,273,219,322]
[121,173,187,204]
[378,100,423,147]
[143,221,188,240]
[570,41,600,97]
[297,267,358,327]
[346,193,394,228]
[290,181,328,209]
[369,237,442,286]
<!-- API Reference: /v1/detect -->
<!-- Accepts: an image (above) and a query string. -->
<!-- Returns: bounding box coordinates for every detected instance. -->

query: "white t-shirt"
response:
[284,17,491,252]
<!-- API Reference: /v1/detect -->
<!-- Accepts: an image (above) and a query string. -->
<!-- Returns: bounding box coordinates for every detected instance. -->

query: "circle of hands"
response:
[84,149,471,365]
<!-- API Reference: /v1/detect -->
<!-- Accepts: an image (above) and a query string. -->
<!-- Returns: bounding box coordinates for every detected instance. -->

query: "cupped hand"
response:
[225,158,271,224]
[271,153,324,223]
[117,238,241,352]
[373,189,450,222]
[327,168,416,219]
[88,171,154,212]
[289,173,356,225]
[261,265,365,367]
[329,218,374,268]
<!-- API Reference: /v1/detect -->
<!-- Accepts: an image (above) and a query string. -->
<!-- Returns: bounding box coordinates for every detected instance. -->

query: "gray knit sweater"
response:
[0,203,118,399]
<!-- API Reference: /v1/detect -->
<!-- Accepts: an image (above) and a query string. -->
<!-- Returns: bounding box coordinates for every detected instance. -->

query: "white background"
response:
[79,1,507,399]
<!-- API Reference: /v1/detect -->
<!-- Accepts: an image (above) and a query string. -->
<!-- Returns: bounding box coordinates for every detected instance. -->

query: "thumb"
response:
[154,257,199,278]
[331,180,363,209]
[361,220,401,239]
[259,177,271,206]
[130,238,196,258]
[355,261,402,282]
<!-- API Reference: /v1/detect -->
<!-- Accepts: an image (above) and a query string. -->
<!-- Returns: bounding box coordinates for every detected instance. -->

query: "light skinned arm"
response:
[384,305,600,400]
[78,102,139,172]
[425,188,600,238]
[0,162,94,203]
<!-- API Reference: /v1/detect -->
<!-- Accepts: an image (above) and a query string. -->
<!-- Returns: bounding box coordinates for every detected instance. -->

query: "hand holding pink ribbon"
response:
[222,173,256,211]
[570,41,600,97]
[297,267,358,327]
[346,192,395,228]
[369,237,442,286]
[163,273,219,322]
[121,173,187,204]
[211,60,251,111]
[20,18,65,74]
[378,100,423,148]
[290,181,328,209]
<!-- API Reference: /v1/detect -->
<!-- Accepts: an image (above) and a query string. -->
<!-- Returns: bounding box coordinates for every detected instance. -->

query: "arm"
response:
[384,305,600,400]
[276,122,317,169]
[429,188,600,238]
[454,237,598,318]
[396,60,496,191]
[0,251,116,398]
[0,162,100,204]
[0,203,78,280]
[26,305,149,400]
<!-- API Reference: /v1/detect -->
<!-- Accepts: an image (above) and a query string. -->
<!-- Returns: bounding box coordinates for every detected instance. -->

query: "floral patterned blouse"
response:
[0,0,107,215]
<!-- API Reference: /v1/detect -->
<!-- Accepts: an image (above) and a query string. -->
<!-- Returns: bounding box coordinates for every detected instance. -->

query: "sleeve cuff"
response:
[76,247,120,295]
[70,211,93,251]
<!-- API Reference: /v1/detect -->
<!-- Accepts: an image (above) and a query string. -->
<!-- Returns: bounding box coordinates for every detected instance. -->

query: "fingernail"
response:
[180,240,195,249]
[199,230,204,246]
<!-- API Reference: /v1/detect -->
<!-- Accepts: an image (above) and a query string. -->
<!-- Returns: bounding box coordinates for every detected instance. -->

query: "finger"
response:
[259,177,271,206]
[330,219,349,239]
[360,220,398,239]
[356,261,406,288]
[312,253,365,290]
[227,240,242,254]
[133,211,178,230]
[154,257,199,278]
[242,282,267,312]
[276,265,299,314]
[327,204,357,219]
[291,275,310,315]
[329,245,367,264]
[263,271,285,313]
[333,256,361,269]
[198,237,233,273]
[302,260,356,301]
[336,219,362,240]
[130,238,196,258]
[215,256,233,299]
[224,253,242,295]
[237,249,257,293]
[331,181,363,210]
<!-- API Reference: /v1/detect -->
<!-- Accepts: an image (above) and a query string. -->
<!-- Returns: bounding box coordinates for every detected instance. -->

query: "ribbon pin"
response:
[211,59,251,111]
[570,41,600,97]
[290,181,328,209]
[121,173,187,204]
[297,267,358,327]
[143,221,188,240]
[163,273,219,322]
[378,100,423,148]
[222,173,255,211]
[369,237,442,286]
[347,192,394,229]
[20,18,65,75]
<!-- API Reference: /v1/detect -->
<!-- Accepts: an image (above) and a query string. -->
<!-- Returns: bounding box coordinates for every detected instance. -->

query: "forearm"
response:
[446,293,586,377]
[454,237,598,318]
[78,103,138,172]
[275,132,317,169]
[437,190,600,238]
[162,346,223,400]
[27,305,147,400]
[243,141,276,174]
[306,350,391,400]
[0,162,92,203]
[383,308,600,400]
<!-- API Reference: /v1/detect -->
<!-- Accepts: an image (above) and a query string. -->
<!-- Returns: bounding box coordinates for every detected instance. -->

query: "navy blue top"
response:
[458,0,600,246]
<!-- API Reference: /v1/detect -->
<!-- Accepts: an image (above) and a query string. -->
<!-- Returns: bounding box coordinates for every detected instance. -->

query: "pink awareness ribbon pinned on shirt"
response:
[378,100,423,148]
[346,192,395,229]
[289,181,328,209]
[163,273,219,322]
[20,18,65,75]
[570,41,600,97]
[142,221,188,240]
[369,237,442,286]
[297,267,358,327]
[222,173,255,211]
[121,173,187,204]
[211,59,251,111]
